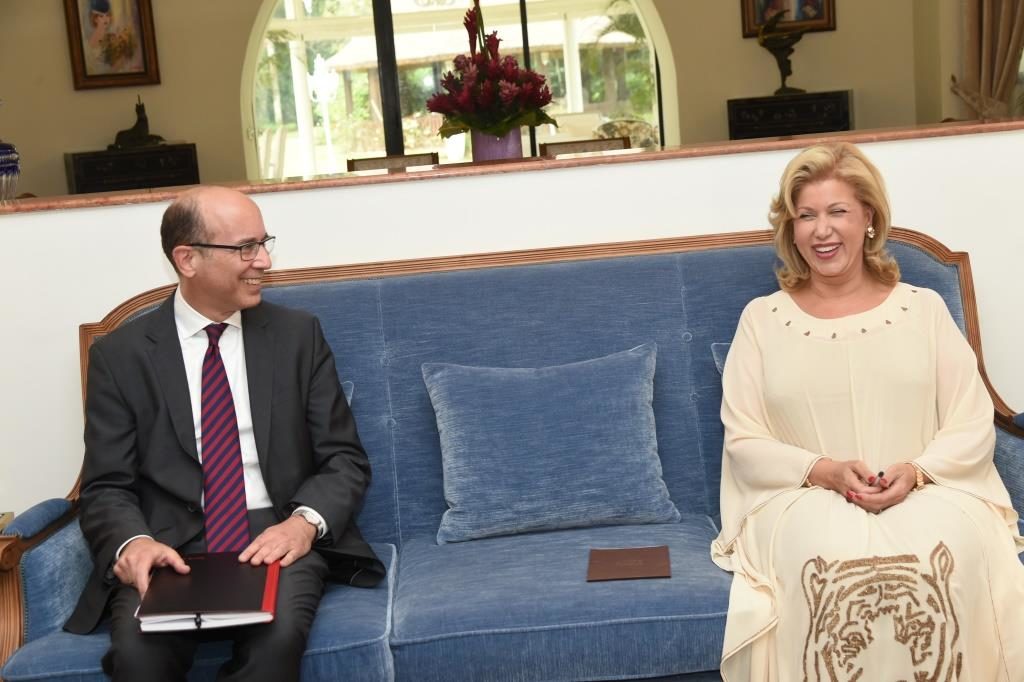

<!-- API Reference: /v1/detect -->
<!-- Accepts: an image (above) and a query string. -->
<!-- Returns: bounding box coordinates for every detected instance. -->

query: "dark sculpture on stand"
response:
[758,11,808,95]
[108,96,165,150]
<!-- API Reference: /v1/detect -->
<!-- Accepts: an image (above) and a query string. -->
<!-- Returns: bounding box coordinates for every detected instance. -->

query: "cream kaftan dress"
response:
[711,283,1024,681]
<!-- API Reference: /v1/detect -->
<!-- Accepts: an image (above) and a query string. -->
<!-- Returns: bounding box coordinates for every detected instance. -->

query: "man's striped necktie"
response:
[200,322,250,553]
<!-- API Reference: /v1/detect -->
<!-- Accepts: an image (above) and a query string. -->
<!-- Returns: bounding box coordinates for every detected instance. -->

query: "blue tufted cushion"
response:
[422,343,679,544]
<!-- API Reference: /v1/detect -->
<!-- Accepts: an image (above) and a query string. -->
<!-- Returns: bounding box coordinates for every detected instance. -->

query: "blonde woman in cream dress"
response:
[712,142,1024,681]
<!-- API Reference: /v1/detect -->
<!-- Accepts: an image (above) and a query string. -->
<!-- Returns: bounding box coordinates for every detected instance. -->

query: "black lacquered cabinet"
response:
[727,90,852,140]
[64,143,199,194]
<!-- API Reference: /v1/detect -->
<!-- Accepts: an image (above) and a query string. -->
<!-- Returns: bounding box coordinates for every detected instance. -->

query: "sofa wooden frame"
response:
[2,227,1019,674]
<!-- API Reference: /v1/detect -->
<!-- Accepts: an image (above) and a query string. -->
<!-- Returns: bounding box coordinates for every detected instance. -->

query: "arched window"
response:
[244,0,666,179]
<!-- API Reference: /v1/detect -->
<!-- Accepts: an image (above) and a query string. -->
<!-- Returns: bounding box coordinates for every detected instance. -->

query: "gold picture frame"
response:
[741,0,836,38]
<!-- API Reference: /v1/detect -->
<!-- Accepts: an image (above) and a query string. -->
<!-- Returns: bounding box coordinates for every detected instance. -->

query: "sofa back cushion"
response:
[378,255,716,540]
[263,280,400,546]
[198,237,969,547]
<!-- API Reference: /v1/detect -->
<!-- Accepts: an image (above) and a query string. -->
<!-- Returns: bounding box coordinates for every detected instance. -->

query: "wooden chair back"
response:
[347,152,439,172]
[538,136,630,157]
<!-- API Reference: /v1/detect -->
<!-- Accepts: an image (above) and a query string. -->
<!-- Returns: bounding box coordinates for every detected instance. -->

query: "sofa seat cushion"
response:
[2,543,397,682]
[390,520,730,682]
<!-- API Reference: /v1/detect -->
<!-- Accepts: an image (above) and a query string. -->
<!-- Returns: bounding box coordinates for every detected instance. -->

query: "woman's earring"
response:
[866,224,876,239]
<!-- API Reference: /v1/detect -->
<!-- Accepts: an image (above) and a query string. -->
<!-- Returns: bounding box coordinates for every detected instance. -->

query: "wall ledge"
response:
[4,119,1022,215]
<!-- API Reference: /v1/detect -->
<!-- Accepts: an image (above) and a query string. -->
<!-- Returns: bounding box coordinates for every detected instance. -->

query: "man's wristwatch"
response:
[291,508,322,537]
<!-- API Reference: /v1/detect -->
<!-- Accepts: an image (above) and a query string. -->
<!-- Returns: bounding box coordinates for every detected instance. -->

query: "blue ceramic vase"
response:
[0,142,19,203]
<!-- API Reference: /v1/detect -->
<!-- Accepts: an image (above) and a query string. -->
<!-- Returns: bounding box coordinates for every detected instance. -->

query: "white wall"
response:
[2,131,1022,514]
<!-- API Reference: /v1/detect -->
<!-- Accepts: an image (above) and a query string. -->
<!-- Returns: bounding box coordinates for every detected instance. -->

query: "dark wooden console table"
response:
[64,143,199,194]
[727,90,852,140]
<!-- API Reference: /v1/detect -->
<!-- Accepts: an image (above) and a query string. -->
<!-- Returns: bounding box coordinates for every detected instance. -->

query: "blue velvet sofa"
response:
[3,229,1022,682]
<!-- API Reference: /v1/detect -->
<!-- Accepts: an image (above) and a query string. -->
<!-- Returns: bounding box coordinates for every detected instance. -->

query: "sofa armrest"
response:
[1,498,82,670]
[993,427,1024,537]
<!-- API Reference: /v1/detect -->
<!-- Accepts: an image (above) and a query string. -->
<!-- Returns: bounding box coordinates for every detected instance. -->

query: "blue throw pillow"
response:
[422,343,680,544]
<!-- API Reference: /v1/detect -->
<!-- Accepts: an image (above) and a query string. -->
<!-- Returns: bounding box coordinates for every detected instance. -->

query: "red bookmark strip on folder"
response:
[262,560,281,614]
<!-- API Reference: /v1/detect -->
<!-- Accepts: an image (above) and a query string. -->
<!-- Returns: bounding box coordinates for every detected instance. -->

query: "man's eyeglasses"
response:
[188,235,276,261]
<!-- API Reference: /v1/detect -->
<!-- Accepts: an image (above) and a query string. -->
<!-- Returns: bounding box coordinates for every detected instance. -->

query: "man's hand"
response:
[807,458,882,500]
[853,462,917,514]
[114,537,190,597]
[238,515,316,567]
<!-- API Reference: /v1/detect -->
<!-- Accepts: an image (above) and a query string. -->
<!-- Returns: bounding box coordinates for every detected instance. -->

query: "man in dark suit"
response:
[65,186,384,681]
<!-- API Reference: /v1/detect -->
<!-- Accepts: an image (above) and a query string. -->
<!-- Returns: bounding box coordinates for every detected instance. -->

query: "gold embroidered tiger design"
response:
[801,542,962,681]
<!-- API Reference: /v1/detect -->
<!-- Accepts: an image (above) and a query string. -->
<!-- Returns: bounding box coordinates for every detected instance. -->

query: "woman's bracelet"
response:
[907,462,926,491]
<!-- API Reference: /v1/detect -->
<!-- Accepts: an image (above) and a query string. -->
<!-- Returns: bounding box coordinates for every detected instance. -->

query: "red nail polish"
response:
[867,476,876,484]
[880,478,888,486]
[845,491,853,500]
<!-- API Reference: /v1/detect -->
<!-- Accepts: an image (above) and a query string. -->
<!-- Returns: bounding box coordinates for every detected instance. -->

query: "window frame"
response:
[242,0,666,179]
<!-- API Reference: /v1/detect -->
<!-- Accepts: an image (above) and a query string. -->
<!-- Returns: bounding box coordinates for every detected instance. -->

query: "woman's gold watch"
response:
[911,463,925,491]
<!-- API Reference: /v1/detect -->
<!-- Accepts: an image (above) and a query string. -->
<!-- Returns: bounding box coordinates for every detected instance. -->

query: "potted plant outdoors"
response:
[426,0,557,161]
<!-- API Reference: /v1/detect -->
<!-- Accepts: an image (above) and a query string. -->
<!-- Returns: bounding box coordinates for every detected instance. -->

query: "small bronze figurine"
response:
[758,11,808,96]
[108,96,165,150]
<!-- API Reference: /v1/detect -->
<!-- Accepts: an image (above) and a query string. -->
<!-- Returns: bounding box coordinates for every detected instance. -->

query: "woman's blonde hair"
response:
[769,142,900,291]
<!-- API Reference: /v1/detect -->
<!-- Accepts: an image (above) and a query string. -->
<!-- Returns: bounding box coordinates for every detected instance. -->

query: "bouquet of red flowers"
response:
[427,0,557,138]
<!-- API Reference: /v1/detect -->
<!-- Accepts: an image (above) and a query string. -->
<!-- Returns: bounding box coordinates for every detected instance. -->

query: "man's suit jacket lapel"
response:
[145,296,199,461]
[242,304,274,473]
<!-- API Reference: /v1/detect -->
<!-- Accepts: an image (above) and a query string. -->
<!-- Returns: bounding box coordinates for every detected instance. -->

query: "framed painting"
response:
[741,0,836,38]
[63,0,160,89]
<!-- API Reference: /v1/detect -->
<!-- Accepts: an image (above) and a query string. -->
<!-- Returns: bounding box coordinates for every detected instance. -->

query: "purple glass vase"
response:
[471,128,523,162]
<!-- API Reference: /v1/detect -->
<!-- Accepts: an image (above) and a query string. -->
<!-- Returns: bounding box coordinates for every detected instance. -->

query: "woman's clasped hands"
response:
[807,458,917,514]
